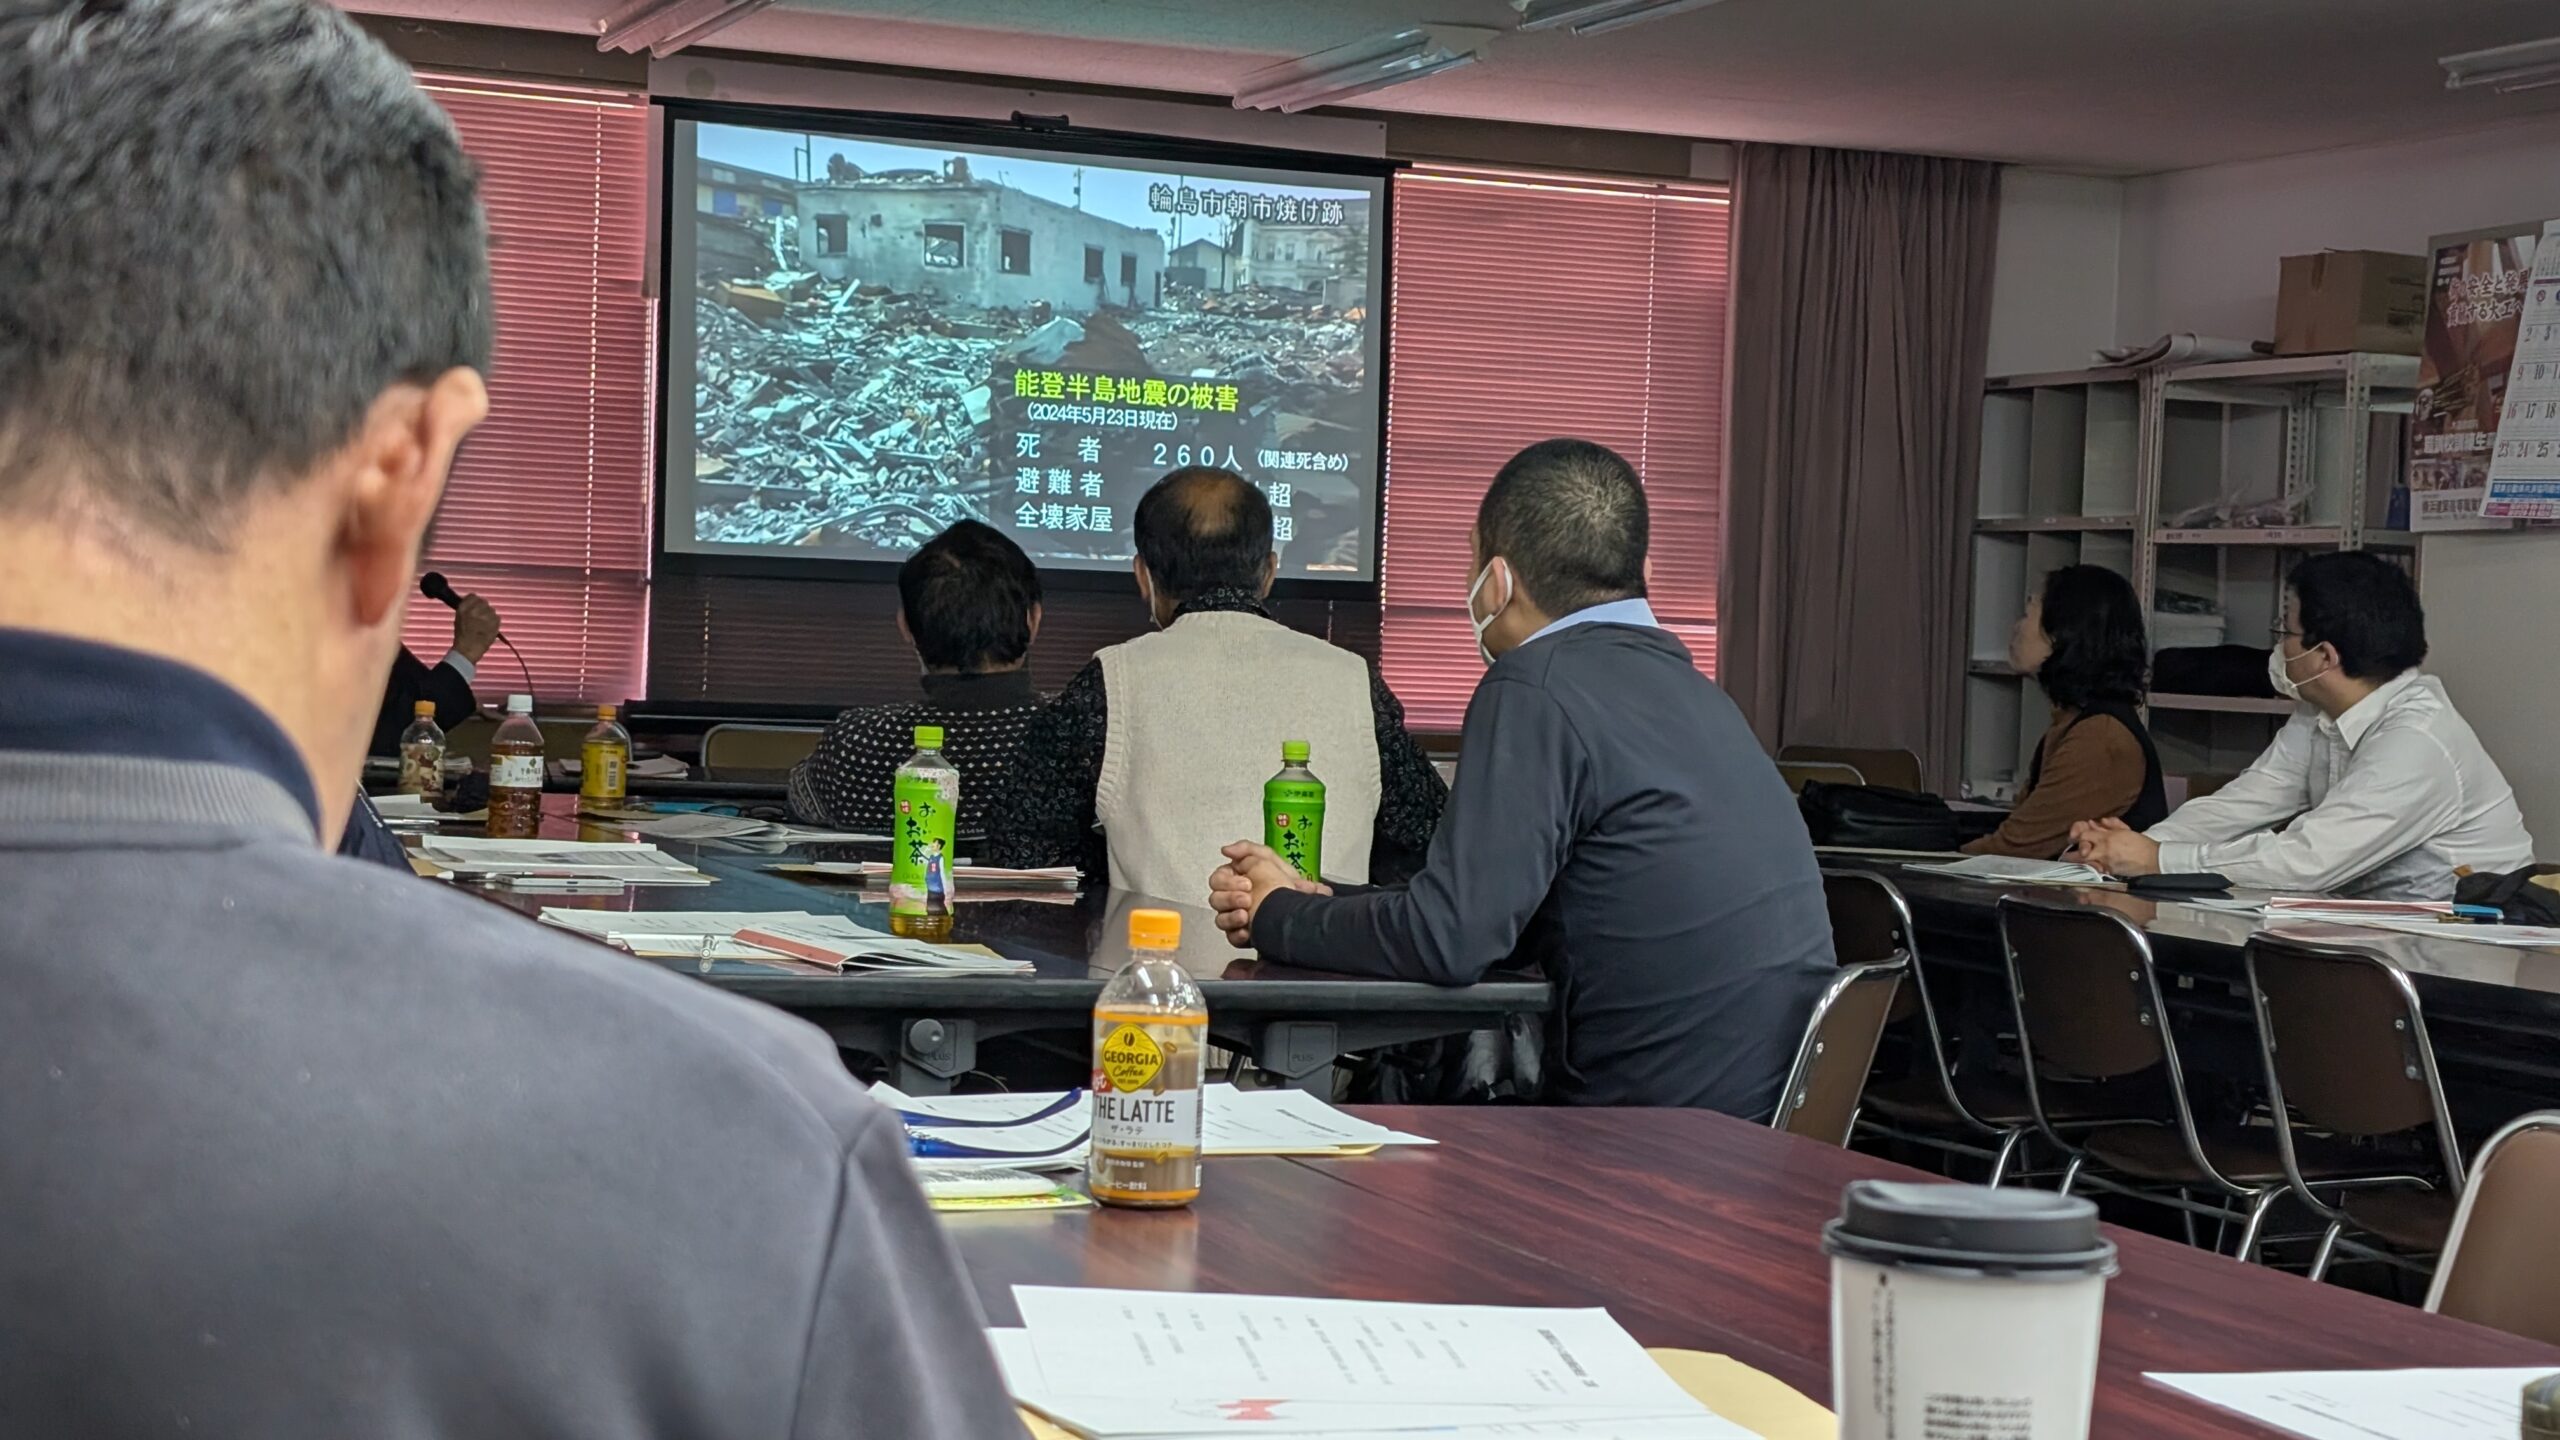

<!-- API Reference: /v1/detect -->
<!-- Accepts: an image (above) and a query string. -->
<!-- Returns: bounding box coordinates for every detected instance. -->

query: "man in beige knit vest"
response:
[984,467,1445,900]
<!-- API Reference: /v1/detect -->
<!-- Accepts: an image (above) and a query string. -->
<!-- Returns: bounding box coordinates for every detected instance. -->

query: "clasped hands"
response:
[2065,817,2161,878]
[1206,841,1331,950]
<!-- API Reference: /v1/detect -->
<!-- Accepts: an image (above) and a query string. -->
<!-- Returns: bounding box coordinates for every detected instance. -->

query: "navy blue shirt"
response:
[0,628,409,868]
[1254,621,1837,1114]
[0,628,320,830]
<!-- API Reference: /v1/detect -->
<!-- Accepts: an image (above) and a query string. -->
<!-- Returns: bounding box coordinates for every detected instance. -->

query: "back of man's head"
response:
[1132,467,1274,605]
[898,520,1043,672]
[1475,439,1648,616]
[0,0,491,542]
[2290,551,2427,680]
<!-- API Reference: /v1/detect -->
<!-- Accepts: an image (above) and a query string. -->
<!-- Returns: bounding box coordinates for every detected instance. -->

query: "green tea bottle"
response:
[891,725,959,941]
[1262,740,1326,883]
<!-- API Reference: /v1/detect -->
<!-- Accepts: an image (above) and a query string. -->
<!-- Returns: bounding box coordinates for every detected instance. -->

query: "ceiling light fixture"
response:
[2440,36,2560,94]
[596,0,775,59]
[1231,26,1499,113]
[1513,0,1731,38]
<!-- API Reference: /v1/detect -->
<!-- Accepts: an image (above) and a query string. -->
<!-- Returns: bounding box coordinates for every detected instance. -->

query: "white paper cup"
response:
[1825,1180,2118,1440]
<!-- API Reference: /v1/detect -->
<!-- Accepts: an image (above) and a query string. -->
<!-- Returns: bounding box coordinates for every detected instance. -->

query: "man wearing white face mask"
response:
[983,466,1444,896]
[2070,551,2533,898]
[1208,440,1835,1114]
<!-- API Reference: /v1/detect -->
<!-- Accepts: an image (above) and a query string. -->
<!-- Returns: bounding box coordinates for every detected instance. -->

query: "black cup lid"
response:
[1823,1180,2118,1276]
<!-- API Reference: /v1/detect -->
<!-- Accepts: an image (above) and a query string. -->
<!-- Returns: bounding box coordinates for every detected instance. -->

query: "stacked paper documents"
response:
[599,810,884,845]
[416,837,711,886]
[369,792,485,824]
[1906,855,2107,886]
[876,1084,1436,1173]
[995,1288,1755,1439]
[537,909,1031,973]
[2196,896,2560,949]
[2149,1366,2554,1440]
[778,859,1080,887]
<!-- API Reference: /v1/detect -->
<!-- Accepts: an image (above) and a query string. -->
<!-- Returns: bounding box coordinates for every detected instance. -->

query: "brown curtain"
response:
[1721,145,2000,791]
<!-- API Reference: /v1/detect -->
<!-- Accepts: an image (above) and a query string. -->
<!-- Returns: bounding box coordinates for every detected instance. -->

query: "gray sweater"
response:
[0,750,1016,1438]
[1255,621,1836,1113]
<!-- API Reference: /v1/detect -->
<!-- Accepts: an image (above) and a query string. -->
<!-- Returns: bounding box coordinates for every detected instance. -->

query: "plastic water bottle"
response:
[397,701,445,801]
[1089,908,1206,1208]
[1263,740,1326,882]
[890,725,959,941]
[486,694,545,839]
[579,704,631,806]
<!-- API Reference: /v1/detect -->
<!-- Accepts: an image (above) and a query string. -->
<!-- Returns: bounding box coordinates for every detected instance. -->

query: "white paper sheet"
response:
[994,1331,1740,1439]
[870,1085,1435,1166]
[617,813,888,844]
[1201,1087,1435,1153]
[369,793,485,822]
[1012,1288,1708,1415]
[419,837,710,884]
[2148,1367,2550,1439]
[1905,855,2106,886]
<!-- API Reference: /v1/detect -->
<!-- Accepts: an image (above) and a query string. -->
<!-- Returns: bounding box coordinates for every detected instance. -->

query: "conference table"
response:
[950,1105,2560,1438]
[1821,853,2560,1126]
[425,795,1549,1094]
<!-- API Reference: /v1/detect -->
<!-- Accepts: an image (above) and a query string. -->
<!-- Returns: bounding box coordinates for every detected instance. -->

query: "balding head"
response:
[1132,467,1276,620]
[1475,439,1648,618]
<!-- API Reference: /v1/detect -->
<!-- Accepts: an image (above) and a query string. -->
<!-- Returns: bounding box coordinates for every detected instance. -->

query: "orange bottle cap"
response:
[1127,909,1182,949]
[413,700,436,716]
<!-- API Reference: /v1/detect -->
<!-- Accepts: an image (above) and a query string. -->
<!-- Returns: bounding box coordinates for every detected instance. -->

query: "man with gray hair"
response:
[0,4,1013,1435]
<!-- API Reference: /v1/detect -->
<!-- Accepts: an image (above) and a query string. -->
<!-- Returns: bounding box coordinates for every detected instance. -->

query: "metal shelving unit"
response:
[1960,353,2418,800]
[2137,351,2417,785]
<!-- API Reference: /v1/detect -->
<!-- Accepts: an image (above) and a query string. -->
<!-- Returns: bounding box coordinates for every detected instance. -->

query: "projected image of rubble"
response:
[684,129,1380,574]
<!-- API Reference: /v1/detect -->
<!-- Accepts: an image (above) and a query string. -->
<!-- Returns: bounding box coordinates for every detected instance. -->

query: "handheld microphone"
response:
[419,572,535,702]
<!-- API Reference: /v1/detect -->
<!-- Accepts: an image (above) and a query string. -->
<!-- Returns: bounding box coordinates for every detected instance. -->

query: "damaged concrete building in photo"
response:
[689,157,1372,563]
[798,158,1166,314]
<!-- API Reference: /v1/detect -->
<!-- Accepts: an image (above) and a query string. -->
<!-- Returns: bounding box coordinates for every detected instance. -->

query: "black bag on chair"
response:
[1797,781,1960,852]
[2455,864,2560,926]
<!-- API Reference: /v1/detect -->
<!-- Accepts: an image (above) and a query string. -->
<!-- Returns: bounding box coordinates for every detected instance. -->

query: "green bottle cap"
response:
[914,725,945,749]
[1282,740,1311,764]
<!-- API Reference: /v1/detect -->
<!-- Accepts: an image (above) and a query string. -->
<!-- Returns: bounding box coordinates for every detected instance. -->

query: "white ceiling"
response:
[349,0,2560,174]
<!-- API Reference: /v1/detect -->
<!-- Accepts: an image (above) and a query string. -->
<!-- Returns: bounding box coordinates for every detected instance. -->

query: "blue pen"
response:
[903,1127,1088,1162]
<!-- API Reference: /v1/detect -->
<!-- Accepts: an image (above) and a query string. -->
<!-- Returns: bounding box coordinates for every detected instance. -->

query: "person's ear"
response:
[338,368,487,629]
[1258,550,1278,598]
[895,609,915,647]
[1026,601,1044,644]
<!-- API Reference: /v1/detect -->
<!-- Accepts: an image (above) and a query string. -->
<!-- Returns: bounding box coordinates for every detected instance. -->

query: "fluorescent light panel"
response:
[1514,0,1731,37]
[2440,35,2560,93]
[1232,26,1497,113]
[597,0,773,57]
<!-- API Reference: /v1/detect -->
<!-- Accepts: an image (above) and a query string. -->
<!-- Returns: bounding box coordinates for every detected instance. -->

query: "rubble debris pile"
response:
[688,272,1371,558]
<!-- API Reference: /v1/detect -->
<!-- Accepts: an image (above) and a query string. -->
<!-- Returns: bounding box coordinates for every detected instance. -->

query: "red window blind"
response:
[1381,166,1731,732]
[398,75,654,706]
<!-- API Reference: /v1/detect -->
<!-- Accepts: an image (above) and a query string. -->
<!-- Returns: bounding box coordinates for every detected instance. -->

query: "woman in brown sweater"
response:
[1963,565,2167,859]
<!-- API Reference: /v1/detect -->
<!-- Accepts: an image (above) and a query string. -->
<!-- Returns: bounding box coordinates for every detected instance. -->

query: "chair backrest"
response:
[701,723,823,775]
[1999,896,2172,1082]
[1778,760,1867,794]
[2428,1113,2560,1343]
[2245,932,2465,1183]
[1771,961,1906,1147]
[1782,745,1925,793]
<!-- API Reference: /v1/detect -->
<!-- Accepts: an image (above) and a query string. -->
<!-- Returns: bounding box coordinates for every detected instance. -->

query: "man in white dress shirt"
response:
[2071,552,2533,898]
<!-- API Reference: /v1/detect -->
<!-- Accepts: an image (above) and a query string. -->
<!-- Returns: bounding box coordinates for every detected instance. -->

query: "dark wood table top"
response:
[944,1106,2560,1439]
[419,795,1549,1022]
[1822,853,2560,1019]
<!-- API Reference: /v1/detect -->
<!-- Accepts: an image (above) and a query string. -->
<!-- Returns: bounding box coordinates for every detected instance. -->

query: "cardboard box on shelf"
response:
[2275,249,2427,356]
